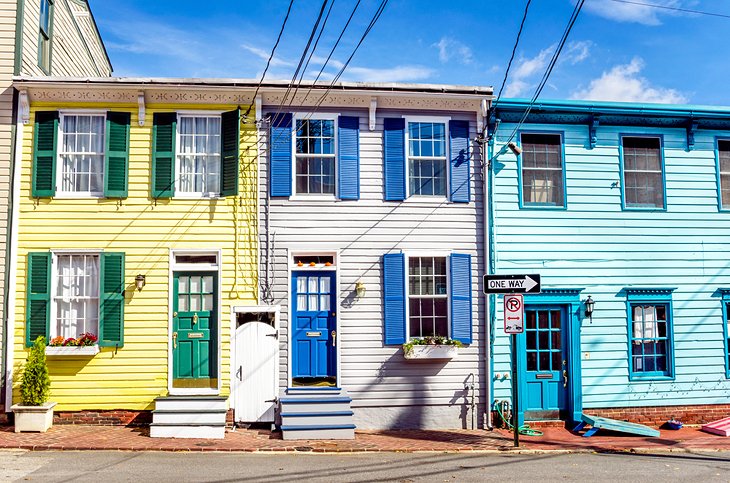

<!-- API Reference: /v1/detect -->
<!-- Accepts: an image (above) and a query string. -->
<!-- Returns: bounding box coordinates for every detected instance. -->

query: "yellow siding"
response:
[13,102,258,411]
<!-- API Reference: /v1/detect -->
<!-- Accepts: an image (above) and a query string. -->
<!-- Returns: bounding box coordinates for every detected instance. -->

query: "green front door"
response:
[173,272,217,389]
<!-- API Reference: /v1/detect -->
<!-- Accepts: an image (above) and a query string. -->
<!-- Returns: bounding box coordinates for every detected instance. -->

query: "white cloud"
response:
[241,44,293,67]
[570,57,687,103]
[433,37,474,65]
[582,0,686,26]
[342,65,434,83]
[505,40,592,97]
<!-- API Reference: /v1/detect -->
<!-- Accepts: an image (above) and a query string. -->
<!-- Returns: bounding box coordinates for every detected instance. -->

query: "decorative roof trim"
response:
[624,287,677,298]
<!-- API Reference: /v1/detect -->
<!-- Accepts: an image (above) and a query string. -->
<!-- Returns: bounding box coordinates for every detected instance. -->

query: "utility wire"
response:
[494,0,532,107]
[607,0,730,20]
[292,0,337,91]
[243,0,295,119]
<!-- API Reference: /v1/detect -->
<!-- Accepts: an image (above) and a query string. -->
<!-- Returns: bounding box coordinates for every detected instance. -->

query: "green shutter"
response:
[220,108,240,196]
[32,111,58,197]
[152,112,176,198]
[99,252,125,347]
[104,111,131,198]
[26,252,51,347]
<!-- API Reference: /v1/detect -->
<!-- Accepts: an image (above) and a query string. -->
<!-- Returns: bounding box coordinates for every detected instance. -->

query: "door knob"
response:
[173,311,178,318]
[563,369,568,388]
[193,313,198,325]
[331,330,337,347]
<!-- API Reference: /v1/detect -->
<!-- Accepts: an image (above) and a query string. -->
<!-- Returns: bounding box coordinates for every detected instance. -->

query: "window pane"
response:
[190,276,200,293]
[203,294,213,311]
[297,294,307,311]
[178,295,188,312]
[623,137,663,208]
[59,115,105,194]
[190,295,200,311]
[53,254,99,339]
[176,116,221,194]
[320,294,330,311]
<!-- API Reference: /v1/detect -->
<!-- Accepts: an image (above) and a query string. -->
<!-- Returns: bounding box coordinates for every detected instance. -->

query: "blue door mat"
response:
[573,414,661,438]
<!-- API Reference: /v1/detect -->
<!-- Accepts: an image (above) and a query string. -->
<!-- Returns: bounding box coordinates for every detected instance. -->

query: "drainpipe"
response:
[485,117,500,431]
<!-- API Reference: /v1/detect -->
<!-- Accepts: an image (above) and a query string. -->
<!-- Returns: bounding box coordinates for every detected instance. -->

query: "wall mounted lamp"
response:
[355,280,366,299]
[584,295,595,321]
[507,141,522,156]
[135,274,146,291]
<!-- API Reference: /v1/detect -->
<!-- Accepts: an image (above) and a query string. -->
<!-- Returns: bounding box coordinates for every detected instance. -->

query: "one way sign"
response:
[483,274,541,294]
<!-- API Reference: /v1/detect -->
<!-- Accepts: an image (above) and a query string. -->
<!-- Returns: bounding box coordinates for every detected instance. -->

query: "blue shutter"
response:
[383,253,406,345]
[384,118,406,201]
[450,253,472,344]
[338,116,359,200]
[449,120,470,203]
[269,113,292,197]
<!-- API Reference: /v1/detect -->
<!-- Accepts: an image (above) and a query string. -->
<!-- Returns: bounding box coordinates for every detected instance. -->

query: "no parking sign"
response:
[504,294,524,334]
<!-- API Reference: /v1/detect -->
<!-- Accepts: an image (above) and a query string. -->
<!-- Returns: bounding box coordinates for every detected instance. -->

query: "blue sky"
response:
[90,0,730,105]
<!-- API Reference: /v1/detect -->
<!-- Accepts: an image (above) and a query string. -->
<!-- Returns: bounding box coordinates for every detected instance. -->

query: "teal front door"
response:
[522,306,569,420]
[173,272,217,389]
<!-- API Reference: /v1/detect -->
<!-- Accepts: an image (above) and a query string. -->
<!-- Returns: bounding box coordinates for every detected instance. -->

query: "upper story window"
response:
[38,0,53,73]
[53,253,100,340]
[621,136,665,209]
[407,121,447,197]
[176,115,222,195]
[295,118,336,195]
[718,140,730,209]
[520,133,565,207]
[58,113,106,196]
[408,256,448,338]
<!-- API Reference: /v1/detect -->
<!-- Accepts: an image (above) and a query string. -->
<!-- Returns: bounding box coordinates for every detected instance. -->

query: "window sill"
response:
[521,203,567,210]
[289,195,338,202]
[623,205,666,212]
[629,374,674,382]
[45,345,100,357]
[403,345,458,362]
[51,193,105,199]
[173,193,222,200]
[402,196,449,204]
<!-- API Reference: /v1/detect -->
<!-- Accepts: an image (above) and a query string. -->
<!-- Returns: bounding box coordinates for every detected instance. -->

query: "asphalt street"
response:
[1,449,729,482]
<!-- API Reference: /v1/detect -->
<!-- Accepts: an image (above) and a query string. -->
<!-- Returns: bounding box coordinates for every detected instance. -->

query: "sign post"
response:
[484,275,541,449]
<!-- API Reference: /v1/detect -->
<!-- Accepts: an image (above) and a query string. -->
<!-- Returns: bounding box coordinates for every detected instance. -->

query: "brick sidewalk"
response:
[0,425,729,453]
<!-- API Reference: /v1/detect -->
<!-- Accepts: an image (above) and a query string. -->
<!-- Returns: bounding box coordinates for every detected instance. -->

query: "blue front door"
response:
[522,305,569,420]
[291,271,336,381]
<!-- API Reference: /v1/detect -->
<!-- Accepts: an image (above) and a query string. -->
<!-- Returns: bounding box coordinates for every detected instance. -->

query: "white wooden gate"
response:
[233,320,278,423]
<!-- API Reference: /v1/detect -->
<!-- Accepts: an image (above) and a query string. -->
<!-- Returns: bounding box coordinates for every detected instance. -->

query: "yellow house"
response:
[9,78,262,438]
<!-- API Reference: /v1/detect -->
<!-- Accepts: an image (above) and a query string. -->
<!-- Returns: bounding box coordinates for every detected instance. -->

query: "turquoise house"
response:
[489,99,730,427]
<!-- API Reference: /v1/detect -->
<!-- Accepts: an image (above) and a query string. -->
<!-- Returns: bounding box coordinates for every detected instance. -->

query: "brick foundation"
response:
[492,404,730,429]
[53,410,152,427]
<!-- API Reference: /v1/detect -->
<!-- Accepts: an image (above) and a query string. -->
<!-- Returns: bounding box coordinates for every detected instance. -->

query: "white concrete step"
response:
[152,410,227,425]
[281,425,355,440]
[281,411,354,427]
[150,423,225,439]
[154,396,227,412]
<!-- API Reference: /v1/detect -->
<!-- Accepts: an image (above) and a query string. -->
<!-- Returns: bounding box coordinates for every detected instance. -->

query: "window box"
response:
[45,345,99,357]
[403,344,459,361]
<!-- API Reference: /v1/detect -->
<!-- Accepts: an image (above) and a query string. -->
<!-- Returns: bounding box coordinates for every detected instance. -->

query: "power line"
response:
[494,0,532,107]
[607,0,730,20]
[243,0,295,119]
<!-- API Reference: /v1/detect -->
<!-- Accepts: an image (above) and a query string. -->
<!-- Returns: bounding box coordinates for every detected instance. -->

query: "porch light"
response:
[134,274,146,291]
[585,295,595,321]
[355,280,366,299]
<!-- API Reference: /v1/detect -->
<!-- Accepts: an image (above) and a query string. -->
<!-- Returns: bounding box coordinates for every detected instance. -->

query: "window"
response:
[407,121,447,197]
[177,115,222,195]
[58,113,106,195]
[52,253,99,340]
[295,118,336,195]
[408,256,448,338]
[520,133,565,207]
[718,140,730,209]
[622,136,665,209]
[625,289,675,379]
[38,0,52,72]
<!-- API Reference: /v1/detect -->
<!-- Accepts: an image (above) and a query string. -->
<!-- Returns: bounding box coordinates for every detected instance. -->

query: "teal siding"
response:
[492,120,730,410]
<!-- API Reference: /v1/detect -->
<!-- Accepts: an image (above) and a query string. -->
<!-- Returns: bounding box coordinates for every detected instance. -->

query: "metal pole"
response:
[511,333,519,448]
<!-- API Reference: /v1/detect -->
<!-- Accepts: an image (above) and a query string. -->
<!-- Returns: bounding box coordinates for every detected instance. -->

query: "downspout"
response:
[5,89,24,409]
[486,117,500,430]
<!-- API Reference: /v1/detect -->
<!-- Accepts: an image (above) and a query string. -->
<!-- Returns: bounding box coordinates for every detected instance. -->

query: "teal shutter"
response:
[220,108,240,197]
[26,252,51,347]
[269,113,292,197]
[384,118,406,201]
[449,120,470,203]
[152,112,176,198]
[337,116,359,200]
[449,253,472,344]
[32,111,58,197]
[383,253,406,345]
[104,111,131,198]
[99,252,125,347]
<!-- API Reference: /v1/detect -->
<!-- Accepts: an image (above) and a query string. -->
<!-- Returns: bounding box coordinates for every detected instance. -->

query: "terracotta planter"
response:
[403,345,459,361]
[11,402,57,432]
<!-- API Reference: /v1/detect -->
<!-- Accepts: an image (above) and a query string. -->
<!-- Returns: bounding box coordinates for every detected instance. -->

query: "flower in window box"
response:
[63,338,79,347]
[76,333,98,347]
[49,336,65,347]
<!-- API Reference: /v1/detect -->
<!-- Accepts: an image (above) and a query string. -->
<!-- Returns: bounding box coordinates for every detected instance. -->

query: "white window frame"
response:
[174,110,223,199]
[55,110,107,198]
[403,250,452,340]
[403,115,451,202]
[50,249,102,341]
[290,113,338,201]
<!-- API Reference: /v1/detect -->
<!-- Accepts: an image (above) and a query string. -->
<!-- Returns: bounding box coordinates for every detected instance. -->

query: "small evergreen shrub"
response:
[19,336,51,406]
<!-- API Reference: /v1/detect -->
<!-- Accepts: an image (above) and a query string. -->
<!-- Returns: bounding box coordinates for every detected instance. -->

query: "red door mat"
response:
[701,417,730,437]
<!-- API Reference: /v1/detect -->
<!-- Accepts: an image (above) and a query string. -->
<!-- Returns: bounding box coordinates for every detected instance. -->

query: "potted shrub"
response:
[402,336,463,361]
[12,336,56,432]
